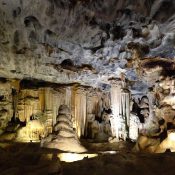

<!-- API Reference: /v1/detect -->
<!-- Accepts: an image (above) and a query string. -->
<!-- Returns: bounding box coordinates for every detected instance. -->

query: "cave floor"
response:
[0,141,175,175]
[62,151,175,175]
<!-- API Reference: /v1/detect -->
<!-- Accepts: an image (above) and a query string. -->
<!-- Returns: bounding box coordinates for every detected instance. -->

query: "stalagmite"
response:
[41,105,87,153]
[51,88,66,126]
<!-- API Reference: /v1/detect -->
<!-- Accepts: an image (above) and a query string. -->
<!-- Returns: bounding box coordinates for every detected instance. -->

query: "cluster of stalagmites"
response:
[41,105,87,153]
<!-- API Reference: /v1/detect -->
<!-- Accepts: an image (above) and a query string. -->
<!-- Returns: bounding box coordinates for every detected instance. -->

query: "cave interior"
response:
[0,0,175,175]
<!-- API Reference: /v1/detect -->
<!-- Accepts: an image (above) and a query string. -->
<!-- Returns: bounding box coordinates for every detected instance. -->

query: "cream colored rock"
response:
[155,130,175,153]
[17,120,45,142]
[54,122,72,132]
[133,135,160,153]
[41,105,87,153]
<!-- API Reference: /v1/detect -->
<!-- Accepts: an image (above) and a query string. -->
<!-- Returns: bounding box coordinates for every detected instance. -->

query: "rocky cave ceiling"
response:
[0,0,175,93]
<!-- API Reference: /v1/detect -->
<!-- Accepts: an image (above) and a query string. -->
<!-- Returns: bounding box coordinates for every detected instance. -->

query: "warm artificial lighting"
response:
[58,153,98,162]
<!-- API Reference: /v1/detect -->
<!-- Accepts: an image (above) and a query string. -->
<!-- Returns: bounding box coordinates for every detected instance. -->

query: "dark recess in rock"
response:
[14,30,20,46]
[24,16,42,29]
[12,7,21,18]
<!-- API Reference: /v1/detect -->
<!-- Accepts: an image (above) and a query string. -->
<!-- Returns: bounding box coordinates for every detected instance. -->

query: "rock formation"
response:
[41,105,87,153]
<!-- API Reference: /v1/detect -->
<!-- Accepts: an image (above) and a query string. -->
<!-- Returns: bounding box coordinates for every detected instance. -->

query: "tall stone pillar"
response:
[11,79,20,120]
[87,88,100,116]
[110,80,130,140]
[44,88,53,134]
[110,81,122,139]
[39,88,45,112]
[44,88,53,112]
[65,86,72,109]
[74,86,87,138]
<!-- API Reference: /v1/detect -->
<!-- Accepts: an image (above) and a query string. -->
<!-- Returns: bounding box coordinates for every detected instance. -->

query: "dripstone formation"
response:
[41,105,87,153]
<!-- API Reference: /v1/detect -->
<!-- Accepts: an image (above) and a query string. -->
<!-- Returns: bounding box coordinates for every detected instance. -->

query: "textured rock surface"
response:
[0,0,174,91]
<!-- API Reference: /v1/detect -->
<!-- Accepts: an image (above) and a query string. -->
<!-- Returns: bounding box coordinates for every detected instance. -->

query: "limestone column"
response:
[44,87,53,133]
[44,87,53,112]
[39,88,45,112]
[74,86,87,138]
[110,81,122,139]
[110,80,130,140]
[11,79,20,120]
[65,86,72,109]
[86,88,100,116]
[121,88,130,140]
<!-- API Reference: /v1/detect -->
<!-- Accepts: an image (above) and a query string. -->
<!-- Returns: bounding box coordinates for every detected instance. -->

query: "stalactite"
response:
[65,86,72,108]
[74,86,87,138]
[110,82,121,139]
[87,88,100,116]
[43,87,53,133]
[17,89,40,122]
[0,81,13,133]
[126,92,130,127]
[86,88,111,138]
[102,91,111,110]
[11,80,20,120]
[38,88,45,112]
[44,88,53,112]
[110,80,130,140]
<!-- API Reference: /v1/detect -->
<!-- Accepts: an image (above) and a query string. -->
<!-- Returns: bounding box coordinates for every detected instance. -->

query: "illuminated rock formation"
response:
[41,105,87,153]
[110,79,130,140]
[74,86,87,138]
[155,130,175,153]
[16,120,45,142]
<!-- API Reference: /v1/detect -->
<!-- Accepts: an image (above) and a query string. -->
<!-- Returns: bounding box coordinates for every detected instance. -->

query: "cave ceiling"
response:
[0,0,175,93]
